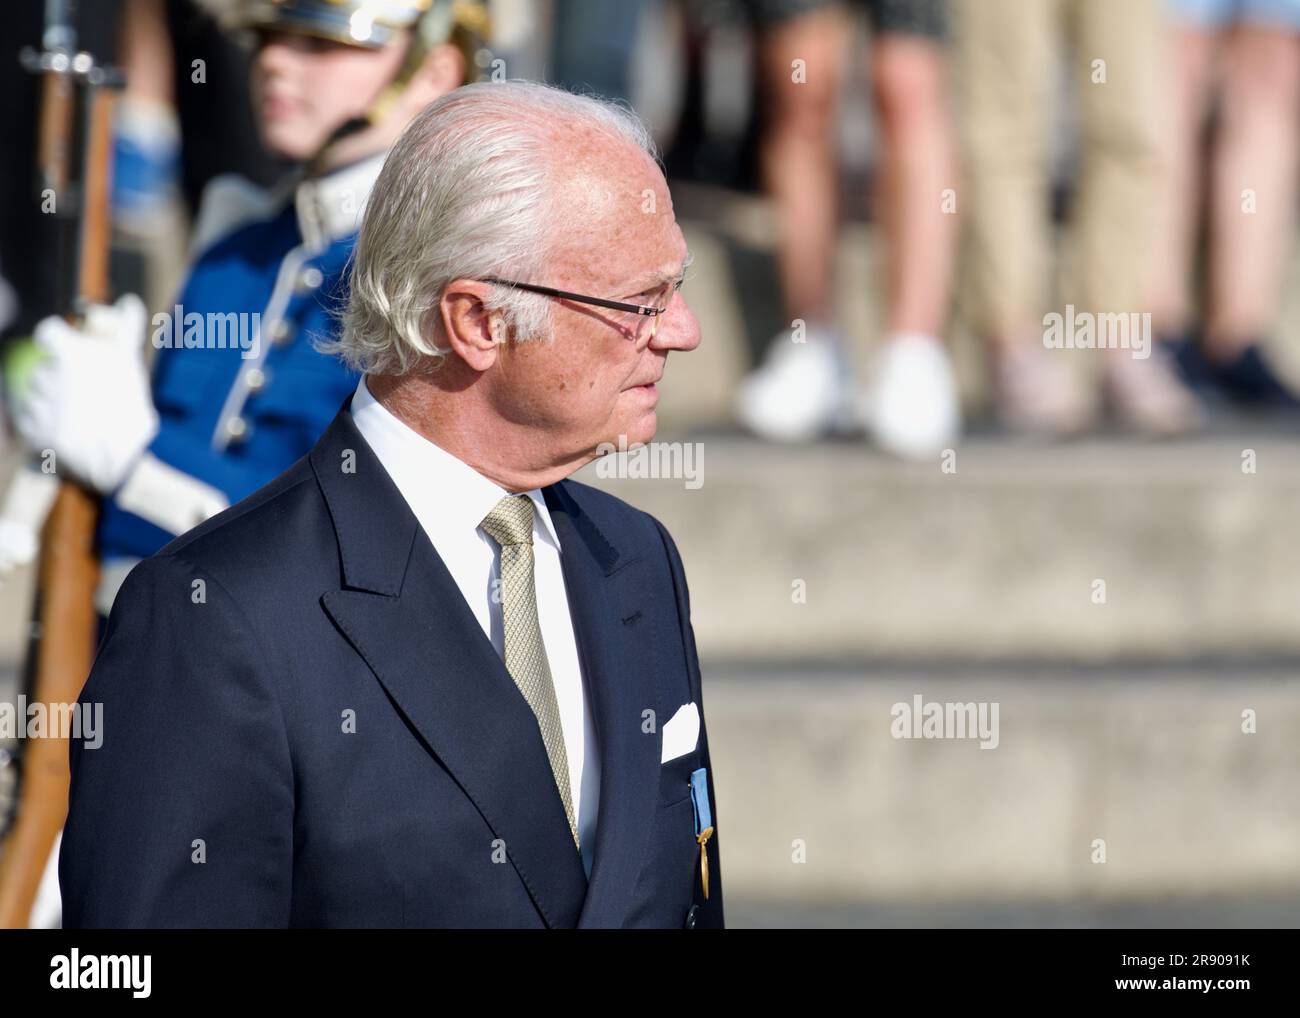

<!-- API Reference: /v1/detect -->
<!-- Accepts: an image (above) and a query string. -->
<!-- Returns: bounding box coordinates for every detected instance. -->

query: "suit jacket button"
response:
[684,904,698,929]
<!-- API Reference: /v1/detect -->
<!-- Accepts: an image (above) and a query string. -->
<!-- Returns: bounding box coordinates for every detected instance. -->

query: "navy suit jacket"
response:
[60,398,724,928]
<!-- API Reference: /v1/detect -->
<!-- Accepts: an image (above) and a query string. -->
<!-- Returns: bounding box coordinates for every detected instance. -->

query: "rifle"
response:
[0,0,121,928]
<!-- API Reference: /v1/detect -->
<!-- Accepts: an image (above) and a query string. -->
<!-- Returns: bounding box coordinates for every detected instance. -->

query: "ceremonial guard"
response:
[8,0,489,615]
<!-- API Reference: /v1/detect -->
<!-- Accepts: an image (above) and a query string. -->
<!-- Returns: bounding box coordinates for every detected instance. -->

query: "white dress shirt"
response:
[350,376,600,876]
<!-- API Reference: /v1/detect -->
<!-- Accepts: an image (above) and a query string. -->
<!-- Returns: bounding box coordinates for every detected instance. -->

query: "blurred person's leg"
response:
[757,1,845,329]
[858,0,962,458]
[869,23,952,343]
[735,0,856,441]
[1147,11,1217,344]
[1201,7,1300,407]
[1071,0,1205,434]
[955,0,1094,434]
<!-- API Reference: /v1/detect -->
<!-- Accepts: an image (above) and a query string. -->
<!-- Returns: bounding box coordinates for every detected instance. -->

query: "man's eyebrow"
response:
[623,251,694,295]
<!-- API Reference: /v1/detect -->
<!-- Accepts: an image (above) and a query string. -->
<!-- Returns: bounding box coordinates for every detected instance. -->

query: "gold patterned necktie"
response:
[480,493,579,851]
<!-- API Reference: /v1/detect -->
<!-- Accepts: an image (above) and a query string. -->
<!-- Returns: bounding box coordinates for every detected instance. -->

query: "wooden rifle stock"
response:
[0,35,118,927]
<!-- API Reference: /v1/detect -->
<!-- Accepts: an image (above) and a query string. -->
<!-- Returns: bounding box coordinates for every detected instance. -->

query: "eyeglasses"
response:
[481,276,682,319]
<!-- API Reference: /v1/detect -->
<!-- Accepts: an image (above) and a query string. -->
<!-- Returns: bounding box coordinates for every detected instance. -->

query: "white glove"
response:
[13,293,159,494]
[0,465,59,581]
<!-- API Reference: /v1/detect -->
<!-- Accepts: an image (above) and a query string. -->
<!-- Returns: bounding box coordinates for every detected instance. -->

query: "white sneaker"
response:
[735,325,854,442]
[860,333,961,459]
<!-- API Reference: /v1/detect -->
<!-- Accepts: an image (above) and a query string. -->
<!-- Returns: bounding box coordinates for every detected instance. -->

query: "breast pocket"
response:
[650,788,700,920]
[628,754,705,922]
[659,748,701,807]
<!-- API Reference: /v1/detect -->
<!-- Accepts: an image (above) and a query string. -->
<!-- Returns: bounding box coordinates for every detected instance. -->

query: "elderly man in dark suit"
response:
[59,80,722,929]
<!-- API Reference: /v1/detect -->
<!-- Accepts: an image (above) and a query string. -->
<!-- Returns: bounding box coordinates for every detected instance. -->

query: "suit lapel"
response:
[311,403,588,928]
[544,484,663,928]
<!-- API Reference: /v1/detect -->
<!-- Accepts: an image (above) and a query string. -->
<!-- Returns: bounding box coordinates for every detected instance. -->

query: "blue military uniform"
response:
[95,154,386,612]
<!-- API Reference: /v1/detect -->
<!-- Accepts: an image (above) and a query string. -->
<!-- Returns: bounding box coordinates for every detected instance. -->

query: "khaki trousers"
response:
[955,0,1166,339]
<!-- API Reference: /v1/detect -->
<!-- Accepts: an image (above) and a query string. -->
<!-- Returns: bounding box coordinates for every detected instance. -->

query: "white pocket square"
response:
[661,701,700,763]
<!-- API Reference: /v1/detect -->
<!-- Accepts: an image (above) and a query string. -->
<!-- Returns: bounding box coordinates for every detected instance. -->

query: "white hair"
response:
[321,80,658,376]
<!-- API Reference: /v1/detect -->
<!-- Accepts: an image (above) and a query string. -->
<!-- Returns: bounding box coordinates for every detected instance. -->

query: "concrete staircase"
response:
[577,435,1300,921]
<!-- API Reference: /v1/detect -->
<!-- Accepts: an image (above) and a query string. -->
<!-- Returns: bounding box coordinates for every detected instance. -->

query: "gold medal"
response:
[697,826,714,900]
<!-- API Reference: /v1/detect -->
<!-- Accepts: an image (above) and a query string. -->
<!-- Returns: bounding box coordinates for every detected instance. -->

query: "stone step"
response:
[576,433,1300,659]
[700,662,1300,901]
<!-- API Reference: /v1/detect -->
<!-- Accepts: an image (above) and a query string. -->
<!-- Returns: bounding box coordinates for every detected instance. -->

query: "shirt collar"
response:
[348,376,563,552]
[293,151,388,253]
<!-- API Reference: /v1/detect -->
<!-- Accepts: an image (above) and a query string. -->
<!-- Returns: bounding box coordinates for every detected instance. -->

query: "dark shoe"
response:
[1208,343,1300,411]
[1166,332,1217,394]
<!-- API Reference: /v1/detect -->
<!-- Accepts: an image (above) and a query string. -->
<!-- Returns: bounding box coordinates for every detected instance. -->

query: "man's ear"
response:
[439,279,501,373]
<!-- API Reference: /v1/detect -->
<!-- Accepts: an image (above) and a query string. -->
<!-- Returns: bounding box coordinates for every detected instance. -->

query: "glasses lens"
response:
[619,285,659,343]
[634,285,672,342]
[634,313,656,344]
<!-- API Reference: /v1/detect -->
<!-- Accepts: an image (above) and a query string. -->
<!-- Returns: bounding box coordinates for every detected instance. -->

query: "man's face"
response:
[249,28,408,161]
[488,139,701,463]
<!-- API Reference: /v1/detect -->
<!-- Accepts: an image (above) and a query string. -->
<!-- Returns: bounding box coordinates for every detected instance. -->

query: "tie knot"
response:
[480,493,535,547]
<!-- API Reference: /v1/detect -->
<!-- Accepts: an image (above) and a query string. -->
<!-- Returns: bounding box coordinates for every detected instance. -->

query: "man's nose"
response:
[648,291,701,353]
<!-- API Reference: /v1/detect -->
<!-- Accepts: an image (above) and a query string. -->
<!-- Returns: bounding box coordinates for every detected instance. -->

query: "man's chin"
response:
[625,411,657,447]
[595,414,657,454]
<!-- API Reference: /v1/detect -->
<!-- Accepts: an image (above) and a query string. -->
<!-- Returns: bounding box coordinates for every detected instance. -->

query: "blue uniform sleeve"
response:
[143,418,281,498]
